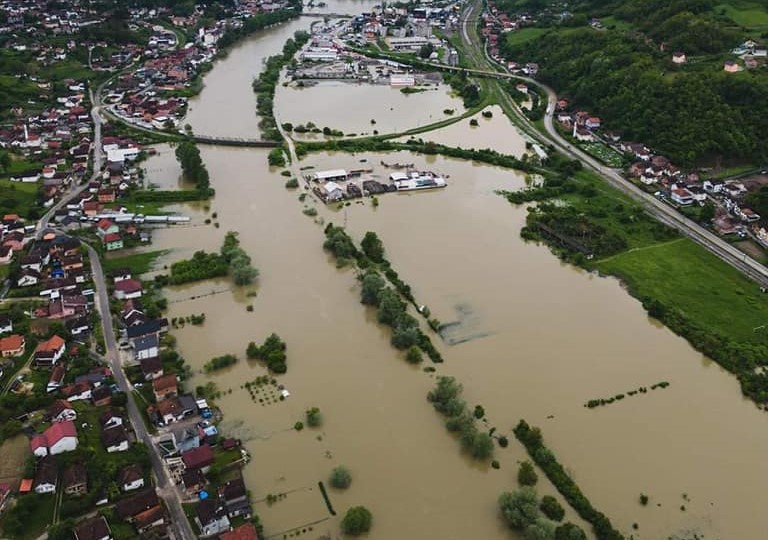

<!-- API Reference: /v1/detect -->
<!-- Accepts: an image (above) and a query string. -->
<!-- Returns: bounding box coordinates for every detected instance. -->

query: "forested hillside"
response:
[498,0,768,166]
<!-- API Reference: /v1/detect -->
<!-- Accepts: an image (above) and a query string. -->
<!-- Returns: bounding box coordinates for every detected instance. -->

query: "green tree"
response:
[499,488,541,530]
[341,506,372,535]
[518,460,538,486]
[306,407,322,427]
[555,522,587,540]
[470,432,495,459]
[330,466,352,489]
[526,518,556,540]
[540,495,565,522]
[268,148,286,167]
[361,231,385,262]
[360,271,385,306]
[377,288,405,326]
[405,345,423,363]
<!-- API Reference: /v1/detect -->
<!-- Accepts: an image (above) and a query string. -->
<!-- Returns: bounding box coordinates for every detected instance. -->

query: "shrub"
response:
[498,435,509,448]
[306,407,322,427]
[285,178,299,189]
[405,345,423,364]
[341,506,372,535]
[540,495,565,521]
[330,466,352,489]
[518,461,538,487]
[470,118,479,126]
[639,494,649,506]
[294,421,304,431]
[474,405,485,419]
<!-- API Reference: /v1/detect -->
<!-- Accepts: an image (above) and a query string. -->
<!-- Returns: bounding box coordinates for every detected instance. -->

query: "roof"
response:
[62,462,87,489]
[182,445,214,470]
[116,489,159,519]
[181,468,206,489]
[140,356,162,375]
[119,464,143,485]
[102,426,128,448]
[220,523,259,540]
[134,334,158,351]
[34,456,58,487]
[99,409,121,426]
[313,169,347,180]
[0,334,24,352]
[48,399,74,419]
[156,397,183,417]
[220,477,247,502]
[196,498,225,526]
[44,420,77,446]
[103,232,122,243]
[126,319,163,339]
[96,218,115,230]
[19,479,33,493]
[36,335,65,353]
[74,516,111,540]
[114,279,143,292]
[91,385,112,402]
[152,374,177,393]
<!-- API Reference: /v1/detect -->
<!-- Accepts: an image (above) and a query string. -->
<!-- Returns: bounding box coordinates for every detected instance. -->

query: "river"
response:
[138,8,768,540]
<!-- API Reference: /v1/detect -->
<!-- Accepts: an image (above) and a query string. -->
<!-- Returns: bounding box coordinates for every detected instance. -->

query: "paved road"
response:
[458,0,768,287]
[85,241,195,540]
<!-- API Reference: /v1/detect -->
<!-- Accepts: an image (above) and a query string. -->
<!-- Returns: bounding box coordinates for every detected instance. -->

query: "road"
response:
[84,240,196,540]
[33,78,195,538]
[458,0,768,287]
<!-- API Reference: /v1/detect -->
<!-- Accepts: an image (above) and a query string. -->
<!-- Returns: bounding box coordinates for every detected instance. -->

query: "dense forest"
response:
[499,0,768,166]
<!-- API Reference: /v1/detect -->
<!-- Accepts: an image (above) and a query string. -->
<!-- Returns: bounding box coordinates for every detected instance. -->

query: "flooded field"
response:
[132,12,768,540]
[275,82,464,138]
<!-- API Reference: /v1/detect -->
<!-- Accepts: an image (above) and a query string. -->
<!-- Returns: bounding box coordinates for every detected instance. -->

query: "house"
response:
[724,60,741,72]
[74,516,112,540]
[116,489,161,523]
[17,269,41,287]
[153,397,188,425]
[134,334,159,361]
[66,316,90,338]
[585,117,601,130]
[34,456,58,494]
[0,246,13,264]
[172,426,201,454]
[100,409,123,430]
[47,399,77,422]
[102,425,129,453]
[35,335,66,367]
[96,219,119,238]
[0,315,12,334]
[31,420,78,457]
[114,279,143,300]
[221,523,259,540]
[181,468,206,495]
[103,232,123,251]
[62,462,88,496]
[322,182,344,202]
[181,444,214,472]
[152,374,177,401]
[195,498,231,537]
[119,464,145,492]
[140,356,163,381]
[671,188,694,206]
[574,127,593,142]
[0,334,25,357]
[219,476,251,518]
[91,385,112,406]
[134,505,166,535]
[112,268,132,282]
[61,381,92,401]
[672,51,686,64]
[127,319,167,341]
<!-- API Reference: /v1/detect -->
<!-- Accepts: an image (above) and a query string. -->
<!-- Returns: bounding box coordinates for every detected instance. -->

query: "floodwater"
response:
[275,82,464,138]
[137,11,768,540]
[396,105,530,157]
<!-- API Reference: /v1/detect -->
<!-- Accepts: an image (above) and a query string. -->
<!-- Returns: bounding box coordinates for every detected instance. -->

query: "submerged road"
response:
[458,0,768,287]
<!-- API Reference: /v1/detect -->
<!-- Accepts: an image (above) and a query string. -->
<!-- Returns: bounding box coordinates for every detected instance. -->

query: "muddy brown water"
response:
[138,13,768,540]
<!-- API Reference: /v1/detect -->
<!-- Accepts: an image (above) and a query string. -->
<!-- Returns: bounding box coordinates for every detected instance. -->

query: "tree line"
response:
[174,141,214,196]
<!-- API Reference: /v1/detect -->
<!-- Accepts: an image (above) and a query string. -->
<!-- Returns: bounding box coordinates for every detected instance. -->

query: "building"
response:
[47,399,77,423]
[0,315,12,334]
[195,498,231,537]
[103,232,124,251]
[116,489,160,523]
[62,463,88,496]
[74,516,112,540]
[220,523,260,540]
[102,426,129,453]
[182,445,214,472]
[0,334,25,357]
[220,476,251,518]
[31,420,78,457]
[152,374,178,401]
[96,219,119,238]
[182,468,206,495]
[113,279,143,300]
[312,169,348,182]
[671,188,694,206]
[724,60,741,72]
[140,356,163,380]
[119,464,145,492]
[34,335,66,367]
[672,52,686,64]
[134,334,159,361]
[34,456,58,494]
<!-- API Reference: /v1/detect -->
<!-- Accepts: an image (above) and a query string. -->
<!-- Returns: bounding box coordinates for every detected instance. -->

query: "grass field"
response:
[596,238,768,343]
[0,179,40,219]
[716,1,768,27]
[600,16,634,32]
[0,435,29,485]
[579,142,624,167]
[504,27,549,47]
[103,250,169,276]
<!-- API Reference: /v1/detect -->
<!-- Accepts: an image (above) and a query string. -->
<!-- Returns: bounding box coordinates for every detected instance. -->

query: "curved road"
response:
[457,0,768,286]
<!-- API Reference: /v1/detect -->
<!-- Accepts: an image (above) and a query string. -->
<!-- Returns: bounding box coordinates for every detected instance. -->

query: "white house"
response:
[31,421,78,457]
[0,316,12,334]
[670,188,694,206]
[119,465,145,492]
[103,426,130,453]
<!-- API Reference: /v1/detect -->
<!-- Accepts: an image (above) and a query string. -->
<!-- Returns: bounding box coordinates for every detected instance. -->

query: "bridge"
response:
[189,135,281,148]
